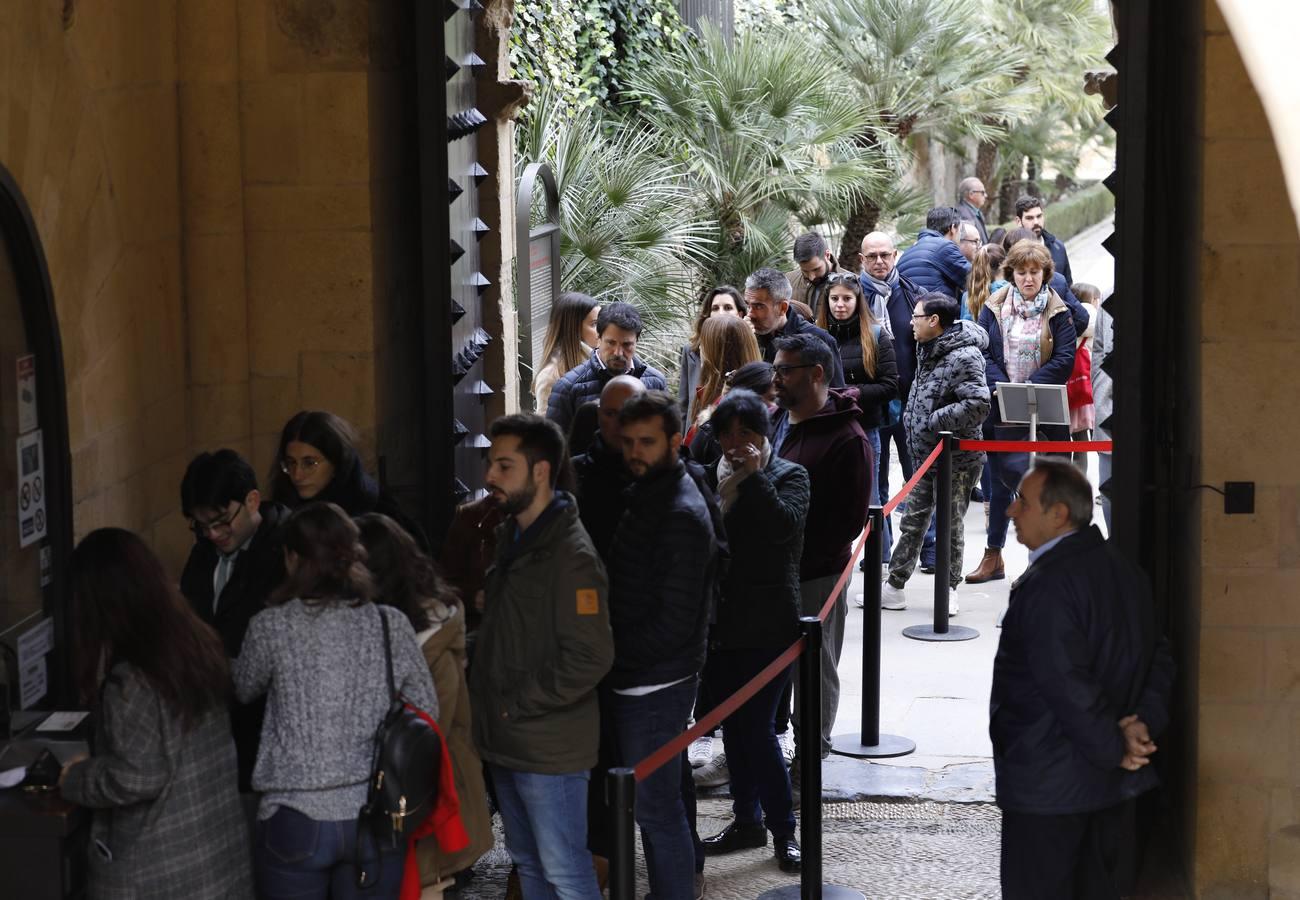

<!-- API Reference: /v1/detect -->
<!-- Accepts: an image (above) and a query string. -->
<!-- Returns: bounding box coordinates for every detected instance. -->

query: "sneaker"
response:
[778,728,796,765]
[694,752,729,788]
[688,733,716,769]
[949,589,959,617]
[853,591,864,609]
[882,584,907,610]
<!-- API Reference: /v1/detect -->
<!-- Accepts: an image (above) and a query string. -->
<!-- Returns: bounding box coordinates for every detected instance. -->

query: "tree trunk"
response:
[998,154,1025,223]
[977,139,999,226]
[838,195,883,274]
[1026,156,1041,199]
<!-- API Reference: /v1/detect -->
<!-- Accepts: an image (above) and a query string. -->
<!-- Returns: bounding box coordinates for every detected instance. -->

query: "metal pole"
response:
[799,616,823,900]
[904,434,979,643]
[607,767,636,900]
[830,510,914,758]
[933,432,953,632]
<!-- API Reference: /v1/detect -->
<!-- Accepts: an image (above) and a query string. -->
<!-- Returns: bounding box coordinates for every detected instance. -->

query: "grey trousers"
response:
[888,460,983,590]
[793,573,847,757]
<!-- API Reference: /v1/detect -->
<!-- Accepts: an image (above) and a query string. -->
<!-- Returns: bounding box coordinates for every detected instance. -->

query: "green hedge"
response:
[999,182,1114,242]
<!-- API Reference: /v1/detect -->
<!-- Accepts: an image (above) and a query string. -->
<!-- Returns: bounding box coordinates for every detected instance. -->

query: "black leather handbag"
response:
[356,608,442,887]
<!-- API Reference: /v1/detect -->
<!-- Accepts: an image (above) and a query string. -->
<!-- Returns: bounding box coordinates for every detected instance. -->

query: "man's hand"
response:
[1118,714,1157,771]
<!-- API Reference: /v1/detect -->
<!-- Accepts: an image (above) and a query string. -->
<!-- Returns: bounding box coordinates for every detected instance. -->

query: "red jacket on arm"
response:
[774,390,874,581]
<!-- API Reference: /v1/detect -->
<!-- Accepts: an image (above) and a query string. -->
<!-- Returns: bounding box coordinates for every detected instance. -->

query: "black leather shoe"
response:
[774,834,802,872]
[702,821,766,856]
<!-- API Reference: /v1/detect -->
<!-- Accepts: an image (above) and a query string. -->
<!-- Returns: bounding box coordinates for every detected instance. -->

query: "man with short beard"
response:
[605,391,719,900]
[471,414,614,900]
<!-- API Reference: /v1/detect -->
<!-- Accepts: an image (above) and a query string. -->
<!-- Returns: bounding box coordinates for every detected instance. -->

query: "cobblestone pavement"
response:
[450,797,1001,899]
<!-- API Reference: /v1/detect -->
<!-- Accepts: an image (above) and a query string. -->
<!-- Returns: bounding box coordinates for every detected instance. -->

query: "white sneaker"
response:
[688,733,716,769]
[693,752,729,788]
[778,728,796,765]
[882,584,907,610]
[853,591,864,609]
[949,589,959,617]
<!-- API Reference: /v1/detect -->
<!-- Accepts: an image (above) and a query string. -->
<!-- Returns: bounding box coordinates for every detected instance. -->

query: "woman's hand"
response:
[727,442,762,479]
[58,753,89,788]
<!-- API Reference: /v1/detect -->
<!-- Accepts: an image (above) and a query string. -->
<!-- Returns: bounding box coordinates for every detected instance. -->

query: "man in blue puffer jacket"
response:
[546,301,668,435]
[897,206,973,302]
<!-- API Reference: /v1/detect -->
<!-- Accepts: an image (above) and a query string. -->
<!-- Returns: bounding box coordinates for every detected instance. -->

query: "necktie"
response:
[213,554,235,614]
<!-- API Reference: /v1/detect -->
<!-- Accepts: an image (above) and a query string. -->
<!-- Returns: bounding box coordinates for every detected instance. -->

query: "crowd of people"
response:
[52,187,1162,900]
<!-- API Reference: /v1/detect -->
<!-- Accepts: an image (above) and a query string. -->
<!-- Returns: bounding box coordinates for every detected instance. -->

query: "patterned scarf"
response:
[1000,285,1050,383]
[861,269,898,339]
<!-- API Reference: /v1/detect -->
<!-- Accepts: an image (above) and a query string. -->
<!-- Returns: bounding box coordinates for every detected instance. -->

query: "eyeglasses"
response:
[281,456,324,475]
[910,313,936,319]
[861,252,894,262]
[772,363,817,377]
[960,237,980,245]
[190,502,244,539]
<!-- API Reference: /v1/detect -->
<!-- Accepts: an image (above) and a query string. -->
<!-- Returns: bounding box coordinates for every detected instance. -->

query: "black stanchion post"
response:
[830,509,914,759]
[903,433,979,643]
[759,618,863,900]
[607,767,636,900]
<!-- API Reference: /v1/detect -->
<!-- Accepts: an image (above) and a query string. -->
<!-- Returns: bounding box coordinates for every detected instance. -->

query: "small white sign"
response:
[17,430,47,548]
[37,712,89,732]
[16,355,37,434]
[17,616,54,669]
[20,657,47,709]
[40,545,51,587]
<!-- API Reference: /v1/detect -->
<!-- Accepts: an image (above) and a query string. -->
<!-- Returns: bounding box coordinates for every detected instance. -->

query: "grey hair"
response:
[745,267,792,302]
[958,176,982,200]
[1031,460,1094,529]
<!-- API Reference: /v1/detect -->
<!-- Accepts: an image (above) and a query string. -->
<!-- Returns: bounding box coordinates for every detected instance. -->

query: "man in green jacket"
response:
[470,413,615,900]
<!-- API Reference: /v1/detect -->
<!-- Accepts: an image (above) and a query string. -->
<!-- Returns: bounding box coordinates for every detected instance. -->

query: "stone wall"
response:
[0,0,425,572]
[1194,2,1300,895]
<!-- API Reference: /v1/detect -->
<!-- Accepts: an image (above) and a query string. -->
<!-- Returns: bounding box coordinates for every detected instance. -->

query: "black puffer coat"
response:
[545,348,668,435]
[572,433,632,563]
[825,314,899,429]
[705,454,808,651]
[605,461,718,690]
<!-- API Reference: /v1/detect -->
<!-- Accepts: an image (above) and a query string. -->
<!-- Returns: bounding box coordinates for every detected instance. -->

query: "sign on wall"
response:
[17,429,46,548]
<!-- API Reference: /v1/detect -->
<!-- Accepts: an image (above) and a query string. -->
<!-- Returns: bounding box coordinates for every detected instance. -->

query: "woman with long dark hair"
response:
[60,528,252,899]
[357,514,493,889]
[532,292,601,411]
[270,410,428,550]
[234,503,438,899]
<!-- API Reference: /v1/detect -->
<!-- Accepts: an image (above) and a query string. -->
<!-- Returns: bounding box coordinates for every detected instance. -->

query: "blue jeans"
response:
[254,806,405,900]
[986,423,1071,549]
[609,678,698,900]
[491,766,602,900]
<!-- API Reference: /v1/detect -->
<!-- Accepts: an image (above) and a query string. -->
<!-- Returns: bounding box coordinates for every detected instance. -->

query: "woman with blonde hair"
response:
[678,286,748,422]
[686,314,761,445]
[963,243,1007,323]
[532,292,600,411]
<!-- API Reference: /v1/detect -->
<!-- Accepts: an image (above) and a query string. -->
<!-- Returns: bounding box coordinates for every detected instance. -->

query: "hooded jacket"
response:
[545,348,668,435]
[470,495,614,774]
[773,390,872,581]
[903,320,991,471]
[605,460,719,690]
[992,527,1175,815]
[825,314,899,429]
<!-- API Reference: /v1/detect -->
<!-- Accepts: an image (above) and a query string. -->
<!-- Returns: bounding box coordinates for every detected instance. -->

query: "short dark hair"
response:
[618,390,682,438]
[774,333,833,376]
[1015,195,1044,218]
[596,301,644,337]
[710,389,770,440]
[918,291,960,328]
[1031,459,1093,528]
[725,361,774,396]
[181,450,258,517]
[489,413,568,488]
[792,232,827,263]
[926,206,962,234]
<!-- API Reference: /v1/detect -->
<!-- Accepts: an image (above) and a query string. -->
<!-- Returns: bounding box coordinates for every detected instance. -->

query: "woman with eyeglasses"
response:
[270,410,430,552]
[678,286,749,423]
[815,273,898,546]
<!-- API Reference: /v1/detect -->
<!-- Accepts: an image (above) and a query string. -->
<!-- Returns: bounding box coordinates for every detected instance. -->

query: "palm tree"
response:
[628,22,893,288]
[806,0,1030,268]
[517,87,717,374]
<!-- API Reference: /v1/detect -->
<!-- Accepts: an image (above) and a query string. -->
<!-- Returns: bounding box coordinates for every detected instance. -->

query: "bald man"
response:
[572,375,645,562]
[858,231,935,568]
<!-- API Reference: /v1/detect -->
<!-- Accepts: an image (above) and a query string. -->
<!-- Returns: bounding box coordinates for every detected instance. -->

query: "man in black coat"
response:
[957,176,990,244]
[572,374,645,563]
[546,301,668,435]
[179,450,287,803]
[1015,194,1074,287]
[745,267,845,388]
[605,391,720,900]
[993,461,1174,899]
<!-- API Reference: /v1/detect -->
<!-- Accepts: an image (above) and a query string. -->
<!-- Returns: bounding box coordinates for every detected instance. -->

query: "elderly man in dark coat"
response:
[992,461,1174,899]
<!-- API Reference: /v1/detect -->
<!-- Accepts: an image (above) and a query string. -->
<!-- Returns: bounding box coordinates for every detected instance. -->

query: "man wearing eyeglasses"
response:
[180,449,287,814]
[958,177,990,244]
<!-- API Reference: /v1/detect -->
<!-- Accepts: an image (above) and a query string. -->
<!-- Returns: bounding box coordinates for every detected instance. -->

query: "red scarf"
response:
[399,706,470,900]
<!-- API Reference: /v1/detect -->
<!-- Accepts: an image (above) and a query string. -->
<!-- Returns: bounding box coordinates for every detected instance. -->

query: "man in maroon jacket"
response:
[771,334,873,763]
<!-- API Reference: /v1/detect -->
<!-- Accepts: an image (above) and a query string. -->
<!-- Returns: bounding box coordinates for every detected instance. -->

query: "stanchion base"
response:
[757,884,865,900]
[830,732,915,759]
[902,624,980,642]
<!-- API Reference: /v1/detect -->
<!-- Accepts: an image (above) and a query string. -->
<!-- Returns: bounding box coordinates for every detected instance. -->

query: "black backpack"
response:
[356,608,442,887]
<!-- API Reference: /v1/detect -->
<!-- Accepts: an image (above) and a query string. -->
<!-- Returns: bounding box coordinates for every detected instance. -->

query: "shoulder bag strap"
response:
[377,605,397,703]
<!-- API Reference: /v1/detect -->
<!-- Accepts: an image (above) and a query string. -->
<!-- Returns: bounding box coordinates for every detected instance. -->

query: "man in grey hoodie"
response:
[882,292,991,615]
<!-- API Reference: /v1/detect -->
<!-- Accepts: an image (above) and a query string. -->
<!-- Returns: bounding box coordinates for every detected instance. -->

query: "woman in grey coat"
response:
[59,528,252,900]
